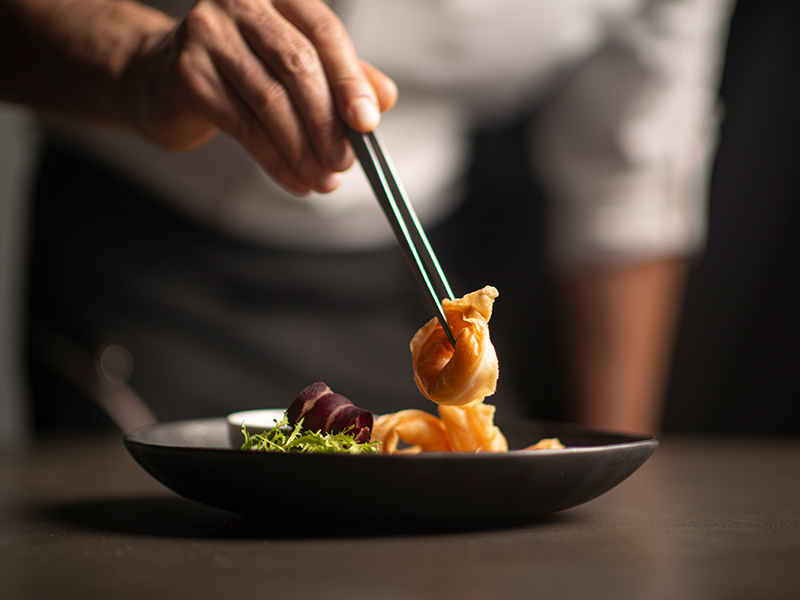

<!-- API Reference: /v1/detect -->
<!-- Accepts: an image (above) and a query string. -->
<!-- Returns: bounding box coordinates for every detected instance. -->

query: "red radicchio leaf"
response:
[286,382,374,443]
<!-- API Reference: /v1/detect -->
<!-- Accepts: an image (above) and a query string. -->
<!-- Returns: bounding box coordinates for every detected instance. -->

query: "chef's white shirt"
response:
[50,0,736,268]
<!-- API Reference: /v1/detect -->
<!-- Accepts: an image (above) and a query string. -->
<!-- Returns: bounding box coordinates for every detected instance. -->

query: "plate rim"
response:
[123,416,660,458]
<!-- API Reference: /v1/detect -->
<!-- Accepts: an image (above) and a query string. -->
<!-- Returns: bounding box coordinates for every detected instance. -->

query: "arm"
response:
[533,0,736,433]
[0,0,172,128]
[0,0,397,194]
[559,258,688,435]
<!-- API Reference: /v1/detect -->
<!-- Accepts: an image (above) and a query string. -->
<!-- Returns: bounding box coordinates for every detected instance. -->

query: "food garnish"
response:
[241,414,380,454]
[286,382,374,443]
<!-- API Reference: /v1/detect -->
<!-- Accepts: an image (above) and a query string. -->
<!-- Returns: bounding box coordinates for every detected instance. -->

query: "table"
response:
[2,432,799,599]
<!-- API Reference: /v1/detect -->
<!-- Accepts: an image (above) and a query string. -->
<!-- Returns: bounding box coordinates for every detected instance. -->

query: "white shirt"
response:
[51,0,736,267]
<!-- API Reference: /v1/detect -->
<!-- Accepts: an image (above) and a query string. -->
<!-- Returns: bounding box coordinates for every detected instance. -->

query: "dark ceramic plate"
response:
[124,417,657,524]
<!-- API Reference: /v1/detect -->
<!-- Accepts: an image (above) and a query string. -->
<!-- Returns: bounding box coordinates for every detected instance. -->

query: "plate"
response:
[123,416,658,525]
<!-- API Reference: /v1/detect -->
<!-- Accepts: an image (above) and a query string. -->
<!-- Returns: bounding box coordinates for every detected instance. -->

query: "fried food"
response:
[410,286,499,406]
[371,410,452,454]
[437,404,508,452]
[524,438,565,450]
[371,405,508,454]
[373,286,506,454]
[371,285,563,454]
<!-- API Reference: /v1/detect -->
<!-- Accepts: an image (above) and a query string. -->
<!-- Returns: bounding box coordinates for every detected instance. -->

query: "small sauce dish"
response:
[226,408,287,448]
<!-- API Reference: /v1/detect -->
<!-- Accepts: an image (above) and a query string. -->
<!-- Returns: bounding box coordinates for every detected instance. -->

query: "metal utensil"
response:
[345,126,457,346]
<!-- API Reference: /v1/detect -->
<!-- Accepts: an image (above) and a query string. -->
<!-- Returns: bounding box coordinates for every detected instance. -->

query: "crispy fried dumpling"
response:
[373,284,563,454]
[438,404,508,452]
[371,410,452,454]
[370,405,506,454]
[410,286,499,406]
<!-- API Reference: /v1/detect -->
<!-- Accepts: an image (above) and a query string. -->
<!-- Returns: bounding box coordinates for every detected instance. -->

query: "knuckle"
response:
[210,0,235,12]
[306,14,346,47]
[332,73,363,94]
[259,78,290,111]
[182,4,220,41]
[276,38,318,78]
[214,0,252,18]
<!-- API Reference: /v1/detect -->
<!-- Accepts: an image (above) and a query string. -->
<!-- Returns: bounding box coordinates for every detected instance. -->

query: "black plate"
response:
[124,418,657,524]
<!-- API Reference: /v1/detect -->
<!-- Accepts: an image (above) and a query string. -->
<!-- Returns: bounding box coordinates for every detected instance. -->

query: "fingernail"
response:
[327,139,352,171]
[349,97,380,130]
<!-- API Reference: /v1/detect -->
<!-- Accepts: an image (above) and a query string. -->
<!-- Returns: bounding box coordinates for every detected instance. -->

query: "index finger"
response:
[273,0,382,132]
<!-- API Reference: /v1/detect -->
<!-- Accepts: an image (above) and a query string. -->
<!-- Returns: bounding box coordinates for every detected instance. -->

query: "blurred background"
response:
[663,0,800,434]
[1,0,798,445]
[0,105,36,448]
[455,0,800,434]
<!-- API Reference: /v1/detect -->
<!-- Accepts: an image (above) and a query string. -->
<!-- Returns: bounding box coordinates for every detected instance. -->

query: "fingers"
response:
[152,0,397,193]
[234,0,345,176]
[172,0,334,192]
[193,1,340,191]
[360,60,398,114]
[181,48,313,194]
[273,0,385,134]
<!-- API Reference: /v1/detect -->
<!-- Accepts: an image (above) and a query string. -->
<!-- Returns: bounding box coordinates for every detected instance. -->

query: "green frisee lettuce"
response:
[240,414,380,454]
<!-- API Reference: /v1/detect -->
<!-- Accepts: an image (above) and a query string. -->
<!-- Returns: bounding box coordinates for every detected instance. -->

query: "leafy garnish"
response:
[240,414,380,454]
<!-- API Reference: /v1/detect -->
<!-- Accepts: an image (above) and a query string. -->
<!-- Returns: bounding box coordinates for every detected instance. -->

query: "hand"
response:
[128,0,397,194]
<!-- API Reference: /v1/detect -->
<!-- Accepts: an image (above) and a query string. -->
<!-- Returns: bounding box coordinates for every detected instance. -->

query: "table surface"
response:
[2,431,799,600]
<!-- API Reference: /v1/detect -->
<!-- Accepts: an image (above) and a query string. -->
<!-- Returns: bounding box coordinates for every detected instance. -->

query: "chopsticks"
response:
[345,126,457,347]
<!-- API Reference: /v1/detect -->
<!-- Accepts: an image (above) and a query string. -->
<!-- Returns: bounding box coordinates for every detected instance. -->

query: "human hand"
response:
[128,0,397,194]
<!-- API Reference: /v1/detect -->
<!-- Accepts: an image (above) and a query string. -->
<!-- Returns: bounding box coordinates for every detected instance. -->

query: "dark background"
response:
[664,0,800,433]
[453,0,800,434]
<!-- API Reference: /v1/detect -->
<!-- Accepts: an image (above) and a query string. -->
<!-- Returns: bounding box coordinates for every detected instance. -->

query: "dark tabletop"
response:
[2,432,798,600]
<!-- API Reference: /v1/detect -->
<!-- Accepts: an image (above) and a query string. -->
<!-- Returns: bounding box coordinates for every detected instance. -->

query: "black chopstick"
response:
[345,125,457,347]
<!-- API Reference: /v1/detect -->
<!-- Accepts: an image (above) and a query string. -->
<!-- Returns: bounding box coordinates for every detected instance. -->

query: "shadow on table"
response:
[40,494,580,539]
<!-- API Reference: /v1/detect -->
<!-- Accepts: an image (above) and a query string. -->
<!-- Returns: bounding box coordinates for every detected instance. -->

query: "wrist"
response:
[108,1,176,132]
[1,0,176,127]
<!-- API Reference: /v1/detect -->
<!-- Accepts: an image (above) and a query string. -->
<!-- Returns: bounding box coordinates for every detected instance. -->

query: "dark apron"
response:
[25,108,559,430]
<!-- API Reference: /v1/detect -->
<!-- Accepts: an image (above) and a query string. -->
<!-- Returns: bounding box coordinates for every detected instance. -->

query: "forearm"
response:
[0,0,174,127]
[558,258,689,435]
